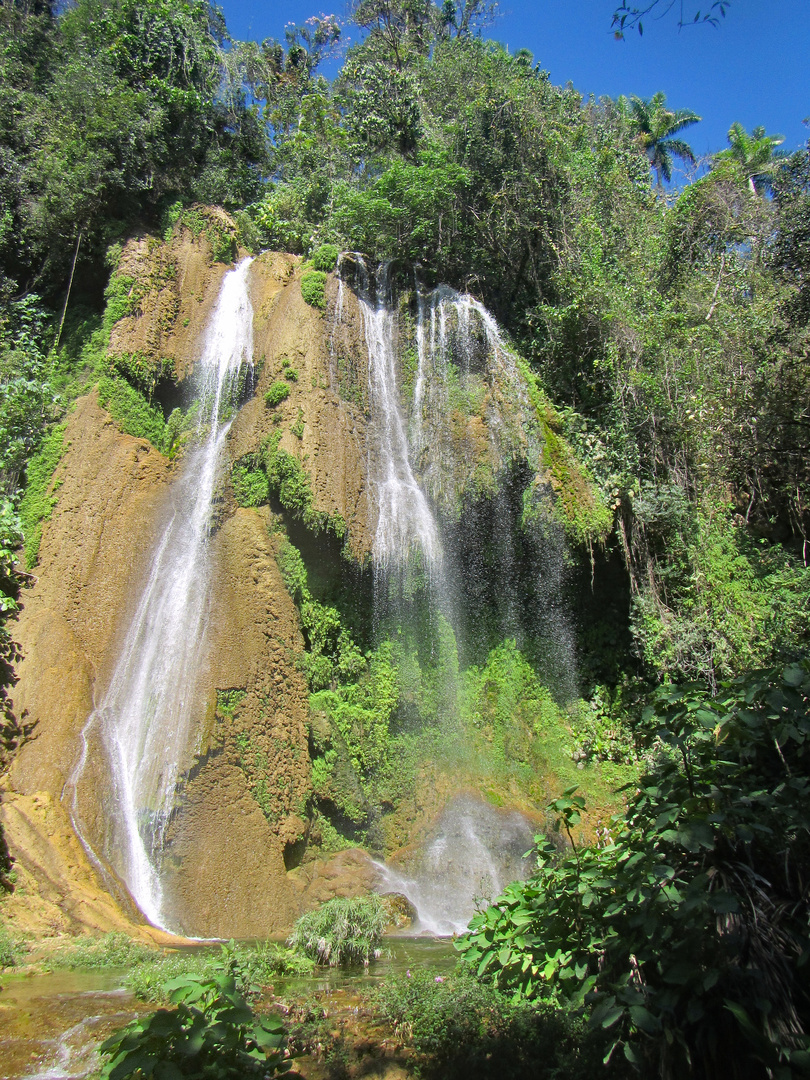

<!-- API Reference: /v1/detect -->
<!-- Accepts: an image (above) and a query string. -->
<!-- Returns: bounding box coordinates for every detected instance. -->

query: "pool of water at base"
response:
[0,936,456,1080]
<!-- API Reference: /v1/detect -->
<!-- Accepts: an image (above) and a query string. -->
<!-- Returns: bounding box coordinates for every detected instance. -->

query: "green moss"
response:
[105,352,176,397]
[300,269,327,310]
[309,244,339,272]
[18,424,66,568]
[102,273,143,331]
[265,381,290,408]
[512,355,612,547]
[97,376,166,447]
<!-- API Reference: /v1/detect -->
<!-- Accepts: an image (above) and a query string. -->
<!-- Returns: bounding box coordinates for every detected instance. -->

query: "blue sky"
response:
[220,1,809,162]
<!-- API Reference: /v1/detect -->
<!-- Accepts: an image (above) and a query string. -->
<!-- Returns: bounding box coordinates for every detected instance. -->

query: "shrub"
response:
[456,662,810,1078]
[300,270,327,310]
[128,942,314,1003]
[265,381,290,408]
[309,244,339,272]
[288,894,387,967]
[99,968,289,1080]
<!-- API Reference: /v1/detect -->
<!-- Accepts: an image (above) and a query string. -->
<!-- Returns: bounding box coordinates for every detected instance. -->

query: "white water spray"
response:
[375,796,536,935]
[67,258,254,930]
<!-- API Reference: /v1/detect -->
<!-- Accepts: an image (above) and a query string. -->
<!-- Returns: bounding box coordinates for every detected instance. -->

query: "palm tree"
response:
[714,122,786,195]
[627,91,701,187]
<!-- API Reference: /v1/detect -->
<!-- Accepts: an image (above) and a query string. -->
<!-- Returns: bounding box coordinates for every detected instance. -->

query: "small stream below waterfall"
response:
[0,938,455,1080]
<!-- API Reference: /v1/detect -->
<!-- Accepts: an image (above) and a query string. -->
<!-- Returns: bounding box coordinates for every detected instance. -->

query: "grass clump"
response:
[48,931,156,970]
[289,895,387,967]
[18,424,66,568]
[265,381,290,408]
[309,244,339,272]
[300,269,327,309]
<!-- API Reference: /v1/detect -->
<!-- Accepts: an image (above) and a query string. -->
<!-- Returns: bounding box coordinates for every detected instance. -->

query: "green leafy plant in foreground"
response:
[100,968,290,1080]
[457,661,810,1078]
[289,894,387,967]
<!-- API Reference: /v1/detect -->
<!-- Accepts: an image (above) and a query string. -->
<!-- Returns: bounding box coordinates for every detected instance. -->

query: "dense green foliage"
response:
[457,662,810,1077]
[374,969,617,1080]
[289,894,387,967]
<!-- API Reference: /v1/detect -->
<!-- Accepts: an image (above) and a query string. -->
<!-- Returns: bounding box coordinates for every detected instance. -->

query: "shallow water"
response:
[0,969,146,1080]
[0,937,454,1080]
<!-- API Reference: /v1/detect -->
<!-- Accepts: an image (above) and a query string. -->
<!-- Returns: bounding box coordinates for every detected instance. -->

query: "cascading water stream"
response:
[352,257,442,573]
[67,258,254,931]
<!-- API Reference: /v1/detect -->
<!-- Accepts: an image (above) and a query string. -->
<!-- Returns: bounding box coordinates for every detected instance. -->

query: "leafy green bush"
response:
[100,968,290,1080]
[300,270,327,310]
[309,244,339,272]
[18,424,66,568]
[457,661,810,1078]
[289,895,387,967]
[264,381,290,408]
[97,376,166,447]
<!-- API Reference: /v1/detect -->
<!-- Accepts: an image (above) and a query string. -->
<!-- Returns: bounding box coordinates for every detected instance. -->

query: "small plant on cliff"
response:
[232,460,269,507]
[100,968,291,1080]
[300,269,327,310]
[289,894,387,967]
[265,381,290,408]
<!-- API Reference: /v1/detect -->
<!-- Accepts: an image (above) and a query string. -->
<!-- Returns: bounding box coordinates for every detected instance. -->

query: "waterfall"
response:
[67,258,254,930]
[352,257,442,573]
